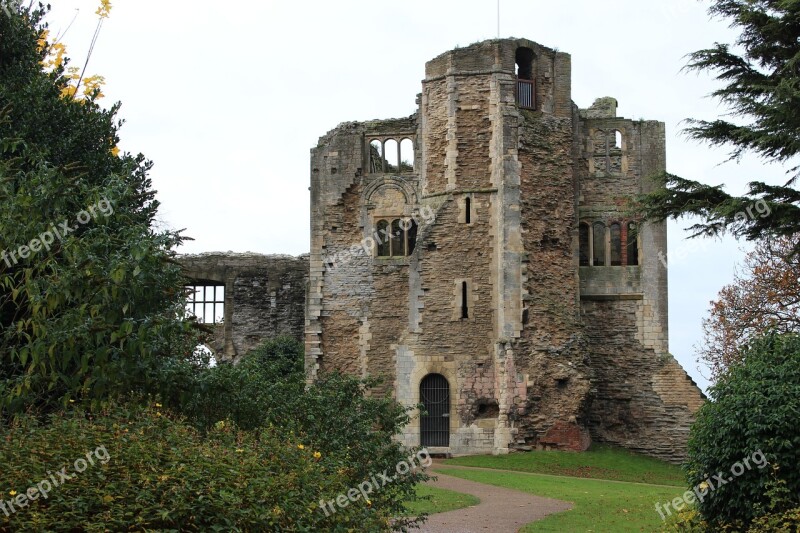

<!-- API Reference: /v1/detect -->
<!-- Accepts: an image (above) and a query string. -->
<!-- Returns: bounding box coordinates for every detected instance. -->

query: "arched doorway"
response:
[420,374,450,447]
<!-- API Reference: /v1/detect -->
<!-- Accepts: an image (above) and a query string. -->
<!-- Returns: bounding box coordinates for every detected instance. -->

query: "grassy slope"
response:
[403,484,480,516]
[443,444,686,487]
[436,467,687,532]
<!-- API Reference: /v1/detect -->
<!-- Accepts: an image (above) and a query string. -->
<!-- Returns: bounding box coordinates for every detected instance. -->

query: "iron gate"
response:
[420,374,450,447]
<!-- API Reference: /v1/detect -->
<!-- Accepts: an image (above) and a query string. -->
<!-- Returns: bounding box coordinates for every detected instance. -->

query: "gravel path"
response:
[410,465,572,533]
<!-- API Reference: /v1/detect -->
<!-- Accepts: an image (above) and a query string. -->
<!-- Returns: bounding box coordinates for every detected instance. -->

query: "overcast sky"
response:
[42,0,789,392]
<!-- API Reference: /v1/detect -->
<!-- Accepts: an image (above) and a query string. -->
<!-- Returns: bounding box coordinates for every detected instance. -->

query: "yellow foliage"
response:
[96,0,112,19]
[37,2,112,102]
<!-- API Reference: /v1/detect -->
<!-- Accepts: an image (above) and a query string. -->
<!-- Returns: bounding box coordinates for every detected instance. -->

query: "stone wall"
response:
[180,253,307,360]
[305,38,706,463]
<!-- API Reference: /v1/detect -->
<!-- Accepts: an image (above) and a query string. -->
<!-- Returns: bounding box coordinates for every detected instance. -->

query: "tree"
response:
[638,0,800,248]
[699,235,800,380]
[0,4,197,417]
[686,333,800,529]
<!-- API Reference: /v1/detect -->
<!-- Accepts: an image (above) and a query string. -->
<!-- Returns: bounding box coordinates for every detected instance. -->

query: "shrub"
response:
[685,333,800,528]
[155,336,430,528]
[0,402,423,531]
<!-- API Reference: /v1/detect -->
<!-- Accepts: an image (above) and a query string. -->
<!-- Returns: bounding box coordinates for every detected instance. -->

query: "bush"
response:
[685,333,800,528]
[0,402,423,531]
[155,336,430,529]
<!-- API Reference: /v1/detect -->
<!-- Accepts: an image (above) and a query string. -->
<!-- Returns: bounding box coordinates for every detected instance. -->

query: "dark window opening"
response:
[515,47,536,110]
[407,219,417,254]
[377,219,391,256]
[627,222,639,266]
[592,222,606,266]
[460,281,469,319]
[390,219,404,256]
[515,47,534,80]
[186,283,225,324]
[610,223,622,266]
[579,223,590,266]
[465,196,472,224]
[375,218,416,257]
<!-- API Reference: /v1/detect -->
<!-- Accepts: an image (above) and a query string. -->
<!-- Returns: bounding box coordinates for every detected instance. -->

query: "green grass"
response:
[443,444,685,486]
[437,467,686,532]
[403,483,480,516]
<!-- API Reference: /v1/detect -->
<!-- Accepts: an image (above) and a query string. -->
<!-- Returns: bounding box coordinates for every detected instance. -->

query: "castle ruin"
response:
[304,38,705,462]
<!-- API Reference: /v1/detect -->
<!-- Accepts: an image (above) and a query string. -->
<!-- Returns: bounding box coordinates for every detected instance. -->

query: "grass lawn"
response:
[436,466,687,532]
[443,444,686,486]
[403,483,480,516]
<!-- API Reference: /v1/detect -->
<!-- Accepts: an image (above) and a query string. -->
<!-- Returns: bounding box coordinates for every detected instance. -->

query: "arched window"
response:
[613,130,623,150]
[376,219,390,256]
[384,139,399,173]
[579,222,590,266]
[369,140,383,173]
[515,47,534,80]
[400,138,414,172]
[627,222,639,266]
[610,223,622,266]
[376,218,416,258]
[592,222,606,266]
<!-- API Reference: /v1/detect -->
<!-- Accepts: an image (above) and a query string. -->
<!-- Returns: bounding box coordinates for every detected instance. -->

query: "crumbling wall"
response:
[180,253,307,359]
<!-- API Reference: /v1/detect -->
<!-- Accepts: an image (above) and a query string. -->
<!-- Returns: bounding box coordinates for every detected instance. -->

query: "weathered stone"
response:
[180,252,307,361]
[305,38,705,463]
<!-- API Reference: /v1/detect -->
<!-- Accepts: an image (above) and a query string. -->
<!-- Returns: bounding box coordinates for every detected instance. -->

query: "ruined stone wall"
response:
[180,253,307,359]
[576,108,704,462]
[306,37,706,462]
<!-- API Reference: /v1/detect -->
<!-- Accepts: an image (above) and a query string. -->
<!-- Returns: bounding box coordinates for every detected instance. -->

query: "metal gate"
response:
[420,374,450,447]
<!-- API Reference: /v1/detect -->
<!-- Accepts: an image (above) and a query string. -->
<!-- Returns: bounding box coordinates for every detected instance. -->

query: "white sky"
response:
[42,0,791,393]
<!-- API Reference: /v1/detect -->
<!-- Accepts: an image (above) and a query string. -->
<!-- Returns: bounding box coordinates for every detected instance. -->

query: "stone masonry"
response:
[180,253,307,360]
[306,38,706,463]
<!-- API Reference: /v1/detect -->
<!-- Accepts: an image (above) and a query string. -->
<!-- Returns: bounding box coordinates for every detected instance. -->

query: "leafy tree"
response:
[699,235,800,380]
[686,333,800,528]
[0,4,196,417]
[638,0,800,247]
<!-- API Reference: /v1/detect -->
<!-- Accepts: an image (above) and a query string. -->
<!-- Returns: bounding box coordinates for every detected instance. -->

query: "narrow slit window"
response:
[592,222,606,266]
[579,223,590,266]
[377,219,390,256]
[460,281,469,319]
[610,223,622,266]
[465,197,471,224]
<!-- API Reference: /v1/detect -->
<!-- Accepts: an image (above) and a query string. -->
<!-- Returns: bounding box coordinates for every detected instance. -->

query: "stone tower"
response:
[306,38,704,462]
